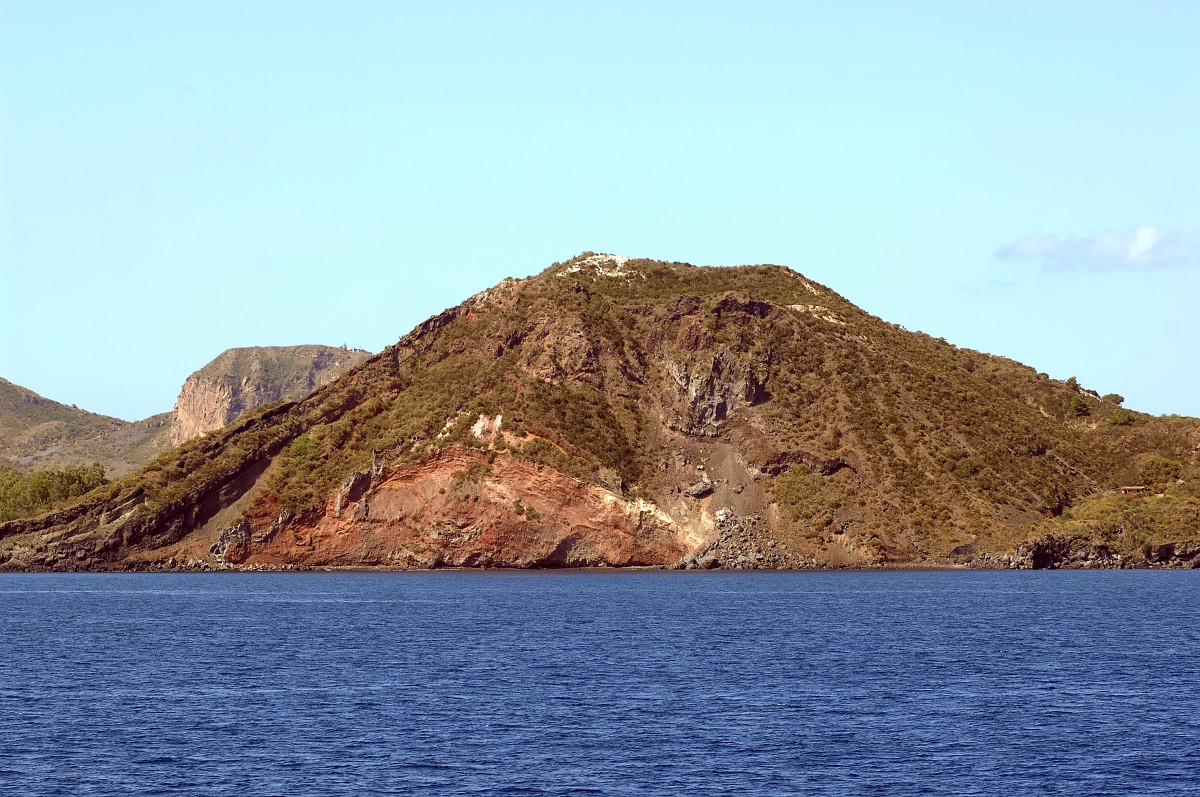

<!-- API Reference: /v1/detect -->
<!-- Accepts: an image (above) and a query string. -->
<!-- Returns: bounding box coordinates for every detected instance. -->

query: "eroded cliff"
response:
[170,346,371,445]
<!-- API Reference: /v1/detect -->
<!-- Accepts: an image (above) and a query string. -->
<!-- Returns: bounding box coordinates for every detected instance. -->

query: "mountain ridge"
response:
[0,376,173,477]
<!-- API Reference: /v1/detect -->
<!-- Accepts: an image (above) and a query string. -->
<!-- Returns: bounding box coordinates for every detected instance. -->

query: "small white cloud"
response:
[996,225,1195,271]
[997,232,1058,260]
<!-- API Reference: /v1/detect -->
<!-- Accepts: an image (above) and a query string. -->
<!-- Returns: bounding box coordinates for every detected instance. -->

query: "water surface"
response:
[2,571,1197,795]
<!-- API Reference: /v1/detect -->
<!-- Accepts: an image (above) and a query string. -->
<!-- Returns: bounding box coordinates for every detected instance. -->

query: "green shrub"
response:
[1139,456,1182,488]
[0,463,108,521]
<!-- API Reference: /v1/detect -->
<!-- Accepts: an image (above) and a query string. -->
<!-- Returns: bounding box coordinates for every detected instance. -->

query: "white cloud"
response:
[996,225,1195,271]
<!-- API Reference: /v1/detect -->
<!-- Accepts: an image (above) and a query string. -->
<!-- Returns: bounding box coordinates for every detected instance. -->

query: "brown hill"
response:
[0,377,172,477]
[2,254,1197,571]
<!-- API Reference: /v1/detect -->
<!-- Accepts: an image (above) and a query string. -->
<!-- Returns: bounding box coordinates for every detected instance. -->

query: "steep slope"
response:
[2,254,1197,571]
[170,345,372,445]
[0,377,172,477]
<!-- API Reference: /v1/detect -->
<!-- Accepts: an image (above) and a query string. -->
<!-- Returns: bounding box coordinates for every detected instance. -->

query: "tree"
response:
[1102,393,1125,406]
[1070,396,1091,417]
[1139,456,1181,487]
[0,463,108,522]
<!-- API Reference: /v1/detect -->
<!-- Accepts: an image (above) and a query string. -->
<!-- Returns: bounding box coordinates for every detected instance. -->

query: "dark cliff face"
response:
[2,253,1197,571]
[1007,536,1200,570]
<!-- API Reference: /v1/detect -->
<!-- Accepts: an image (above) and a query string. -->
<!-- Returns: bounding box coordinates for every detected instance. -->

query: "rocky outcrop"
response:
[664,313,769,436]
[1010,535,1200,569]
[675,510,809,570]
[209,521,251,566]
[1145,541,1200,567]
[170,345,370,445]
[233,447,699,569]
[1013,535,1128,569]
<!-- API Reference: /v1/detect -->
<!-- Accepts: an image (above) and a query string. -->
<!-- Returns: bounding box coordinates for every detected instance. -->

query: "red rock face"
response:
[238,448,697,569]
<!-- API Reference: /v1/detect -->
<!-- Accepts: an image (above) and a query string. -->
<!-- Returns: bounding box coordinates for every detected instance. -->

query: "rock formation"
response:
[170,346,370,445]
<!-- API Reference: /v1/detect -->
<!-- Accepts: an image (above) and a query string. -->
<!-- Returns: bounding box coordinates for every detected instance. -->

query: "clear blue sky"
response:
[2,1,1197,420]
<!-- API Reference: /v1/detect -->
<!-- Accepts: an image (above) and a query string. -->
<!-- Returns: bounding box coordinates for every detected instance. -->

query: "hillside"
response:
[0,346,369,479]
[1,254,1197,571]
[0,377,172,477]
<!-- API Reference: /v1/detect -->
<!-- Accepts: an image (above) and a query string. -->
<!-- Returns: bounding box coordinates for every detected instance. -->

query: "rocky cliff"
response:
[2,254,1197,571]
[170,346,371,445]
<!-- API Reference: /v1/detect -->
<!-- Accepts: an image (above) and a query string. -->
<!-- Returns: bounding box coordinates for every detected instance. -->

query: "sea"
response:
[1,570,1197,796]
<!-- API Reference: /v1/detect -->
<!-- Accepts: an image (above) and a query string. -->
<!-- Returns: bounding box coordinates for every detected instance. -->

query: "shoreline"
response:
[3,561,1198,574]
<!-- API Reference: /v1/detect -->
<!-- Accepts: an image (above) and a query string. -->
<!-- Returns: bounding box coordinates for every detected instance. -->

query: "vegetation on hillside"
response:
[0,376,174,477]
[2,253,1196,568]
[0,463,108,522]
[256,254,1200,558]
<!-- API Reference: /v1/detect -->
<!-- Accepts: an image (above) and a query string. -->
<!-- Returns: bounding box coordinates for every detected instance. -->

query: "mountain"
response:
[170,345,372,445]
[0,377,172,477]
[2,253,1197,571]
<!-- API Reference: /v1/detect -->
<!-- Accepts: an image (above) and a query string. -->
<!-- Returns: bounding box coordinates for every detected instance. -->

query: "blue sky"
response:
[1,1,1197,420]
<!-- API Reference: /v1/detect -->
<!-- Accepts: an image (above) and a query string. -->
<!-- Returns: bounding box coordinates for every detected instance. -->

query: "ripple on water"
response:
[0,570,1198,796]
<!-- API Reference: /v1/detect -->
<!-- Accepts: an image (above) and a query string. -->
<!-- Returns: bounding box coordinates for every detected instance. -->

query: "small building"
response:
[1120,486,1148,497]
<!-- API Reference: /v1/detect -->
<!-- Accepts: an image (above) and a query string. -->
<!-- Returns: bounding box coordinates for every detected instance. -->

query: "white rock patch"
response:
[788,304,846,325]
[560,253,634,277]
[471,414,503,439]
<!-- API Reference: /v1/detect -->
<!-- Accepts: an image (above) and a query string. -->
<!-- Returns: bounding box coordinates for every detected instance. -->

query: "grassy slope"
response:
[0,378,172,476]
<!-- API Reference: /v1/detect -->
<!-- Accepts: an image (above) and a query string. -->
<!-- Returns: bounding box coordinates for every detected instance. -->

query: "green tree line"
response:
[0,463,108,522]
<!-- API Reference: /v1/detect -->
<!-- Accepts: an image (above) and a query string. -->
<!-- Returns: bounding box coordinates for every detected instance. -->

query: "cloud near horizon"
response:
[996,225,1196,271]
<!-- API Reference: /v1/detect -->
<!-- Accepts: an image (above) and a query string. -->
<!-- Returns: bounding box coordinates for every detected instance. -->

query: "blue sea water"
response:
[1,571,1198,796]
